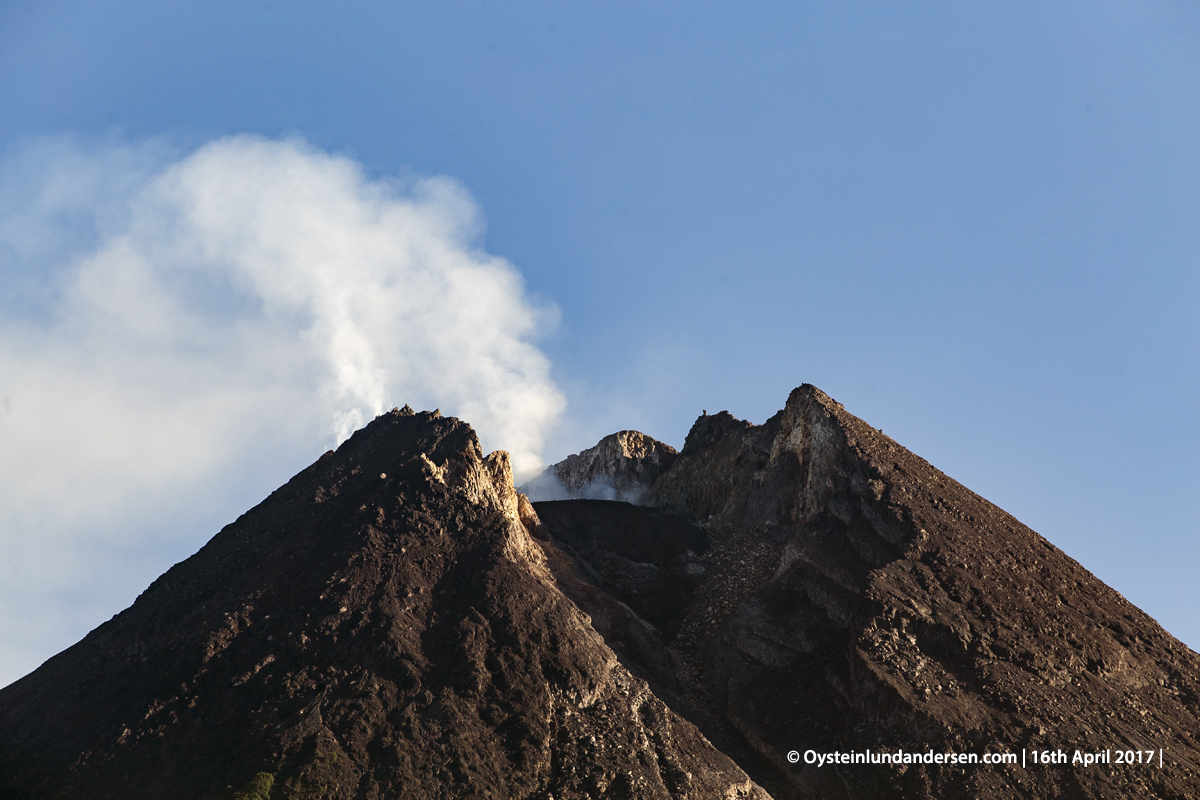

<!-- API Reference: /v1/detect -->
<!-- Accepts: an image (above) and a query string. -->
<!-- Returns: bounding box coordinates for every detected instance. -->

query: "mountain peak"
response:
[642,386,1200,797]
[4,386,1200,799]
[0,408,766,800]
[521,429,677,504]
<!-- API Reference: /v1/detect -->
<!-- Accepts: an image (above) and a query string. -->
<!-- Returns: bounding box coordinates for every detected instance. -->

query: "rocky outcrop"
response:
[0,407,768,800]
[522,431,677,504]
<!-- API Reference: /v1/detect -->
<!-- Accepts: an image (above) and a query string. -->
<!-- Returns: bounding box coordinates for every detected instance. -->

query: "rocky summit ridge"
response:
[520,430,677,504]
[638,386,1200,798]
[2,386,1199,799]
[0,407,763,800]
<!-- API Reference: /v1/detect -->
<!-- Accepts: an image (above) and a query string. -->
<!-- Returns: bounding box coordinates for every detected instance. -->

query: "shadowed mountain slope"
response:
[639,385,1200,798]
[0,407,767,800]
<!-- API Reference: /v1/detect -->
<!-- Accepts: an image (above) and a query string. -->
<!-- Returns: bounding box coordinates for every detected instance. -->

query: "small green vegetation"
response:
[323,752,339,766]
[231,771,275,800]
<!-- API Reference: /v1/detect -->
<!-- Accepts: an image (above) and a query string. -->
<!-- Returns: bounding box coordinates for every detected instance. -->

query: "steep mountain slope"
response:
[0,408,767,800]
[600,385,1200,798]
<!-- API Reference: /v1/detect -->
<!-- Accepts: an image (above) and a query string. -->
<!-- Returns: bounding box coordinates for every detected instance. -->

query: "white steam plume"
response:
[0,134,564,686]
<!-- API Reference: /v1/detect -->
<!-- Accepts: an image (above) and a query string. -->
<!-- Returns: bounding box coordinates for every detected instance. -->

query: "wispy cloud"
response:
[0,134,564,686]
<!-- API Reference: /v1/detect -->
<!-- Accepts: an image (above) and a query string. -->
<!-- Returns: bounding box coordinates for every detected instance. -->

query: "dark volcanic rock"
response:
[531,501,708,691]
[643,385,1200,799]
[530,500,796,800]
[534,501,707,644]
[0,408,768,800]
[5,384,1200,800]
[522,431,678,503]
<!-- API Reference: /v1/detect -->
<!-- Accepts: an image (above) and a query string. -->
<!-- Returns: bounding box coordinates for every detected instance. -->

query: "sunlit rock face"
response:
[521,430,678,504]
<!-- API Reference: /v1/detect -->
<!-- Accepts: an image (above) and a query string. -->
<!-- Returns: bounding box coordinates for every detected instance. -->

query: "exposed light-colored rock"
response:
[522,430,678,504]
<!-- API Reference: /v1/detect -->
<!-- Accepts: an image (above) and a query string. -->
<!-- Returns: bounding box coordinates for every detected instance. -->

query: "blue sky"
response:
[0,1,1198,686]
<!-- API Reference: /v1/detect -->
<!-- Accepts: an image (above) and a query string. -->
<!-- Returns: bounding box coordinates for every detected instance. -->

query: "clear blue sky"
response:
[1,1,1197,686]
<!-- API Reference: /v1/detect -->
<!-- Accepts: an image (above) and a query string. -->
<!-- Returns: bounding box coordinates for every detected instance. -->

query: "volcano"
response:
[2,386,1198,799]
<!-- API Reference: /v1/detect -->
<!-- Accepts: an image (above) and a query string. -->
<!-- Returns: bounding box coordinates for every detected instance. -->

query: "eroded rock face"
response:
[0,408,768,800]
[644,385,1200,799]
[522,431,678,504]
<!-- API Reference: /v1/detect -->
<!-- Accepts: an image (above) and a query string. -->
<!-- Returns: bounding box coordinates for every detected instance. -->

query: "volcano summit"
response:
[1,386,1198,799]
